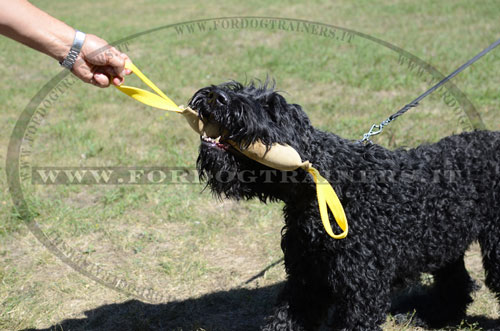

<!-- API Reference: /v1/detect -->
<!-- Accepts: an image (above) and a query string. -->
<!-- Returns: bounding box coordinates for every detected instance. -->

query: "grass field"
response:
[1,1,499,330]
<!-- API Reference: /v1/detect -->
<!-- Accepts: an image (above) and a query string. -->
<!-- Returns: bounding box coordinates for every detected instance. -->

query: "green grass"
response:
[1,0,499,330]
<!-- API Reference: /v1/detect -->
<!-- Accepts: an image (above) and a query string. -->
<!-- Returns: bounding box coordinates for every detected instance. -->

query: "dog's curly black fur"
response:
[189,81,500,331]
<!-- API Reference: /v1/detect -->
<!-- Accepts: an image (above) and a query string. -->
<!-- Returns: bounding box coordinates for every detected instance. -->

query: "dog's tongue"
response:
[182,107,309,171]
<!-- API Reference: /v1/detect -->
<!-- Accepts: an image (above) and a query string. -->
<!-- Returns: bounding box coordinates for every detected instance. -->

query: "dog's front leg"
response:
[261,276,331,331]
[328,272,391,331]
[261,223,334,331]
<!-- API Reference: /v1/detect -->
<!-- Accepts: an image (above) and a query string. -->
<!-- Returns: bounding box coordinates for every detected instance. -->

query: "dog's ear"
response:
[220,93,272,148]
[265,92,311,129]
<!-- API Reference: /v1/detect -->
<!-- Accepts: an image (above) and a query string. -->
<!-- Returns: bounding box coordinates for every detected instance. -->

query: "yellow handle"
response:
[307,166,348,239]
[115,62,182,113]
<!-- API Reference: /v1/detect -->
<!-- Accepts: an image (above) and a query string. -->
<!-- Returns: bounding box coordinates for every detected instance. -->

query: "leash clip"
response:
[360,119,391,144]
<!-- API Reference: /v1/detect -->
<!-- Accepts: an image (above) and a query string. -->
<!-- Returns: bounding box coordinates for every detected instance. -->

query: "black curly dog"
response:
[189,81,500,331]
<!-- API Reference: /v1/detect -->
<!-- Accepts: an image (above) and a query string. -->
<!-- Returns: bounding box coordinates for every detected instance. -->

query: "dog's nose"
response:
[208,90,229,107]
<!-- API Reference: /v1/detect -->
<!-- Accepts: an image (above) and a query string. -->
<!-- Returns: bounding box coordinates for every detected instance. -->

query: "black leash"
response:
[360,37,500,144]
[241,257,284,286]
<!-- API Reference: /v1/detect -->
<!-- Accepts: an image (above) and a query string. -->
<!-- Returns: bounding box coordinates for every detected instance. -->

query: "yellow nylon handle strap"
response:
[115,62,182,113]
[307,166,348,239]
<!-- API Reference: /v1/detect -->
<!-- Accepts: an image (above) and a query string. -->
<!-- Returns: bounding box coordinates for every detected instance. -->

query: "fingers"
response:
[72,59,112,88]
[92,73,110,88]
[77,34,132,88]
[103,46,126,78]
[112,76,123,86]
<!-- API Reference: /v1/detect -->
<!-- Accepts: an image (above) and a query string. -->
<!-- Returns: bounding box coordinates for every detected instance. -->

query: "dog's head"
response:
[188,81,314,201]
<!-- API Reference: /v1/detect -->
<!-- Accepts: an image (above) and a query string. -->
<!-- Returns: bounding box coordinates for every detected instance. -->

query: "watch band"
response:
[60,30,86,70]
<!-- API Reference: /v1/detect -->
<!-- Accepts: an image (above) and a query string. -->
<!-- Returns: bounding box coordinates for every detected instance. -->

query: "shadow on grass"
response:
[22,282,284,331]
[390,284,500,331]
[22,281,499,331]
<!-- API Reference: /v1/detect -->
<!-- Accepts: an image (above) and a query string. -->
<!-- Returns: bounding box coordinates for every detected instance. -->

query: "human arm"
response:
[0,0,131,87]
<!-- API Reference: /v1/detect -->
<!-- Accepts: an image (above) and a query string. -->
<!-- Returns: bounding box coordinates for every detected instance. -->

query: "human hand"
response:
[72,34,132,88]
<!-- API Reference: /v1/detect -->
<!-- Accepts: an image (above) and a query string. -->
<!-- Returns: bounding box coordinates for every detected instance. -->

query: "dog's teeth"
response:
[202,135,217,143]
[201,133,227,150]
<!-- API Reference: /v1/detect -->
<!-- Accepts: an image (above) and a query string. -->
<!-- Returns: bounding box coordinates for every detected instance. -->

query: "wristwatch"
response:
[59,30,86,70]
